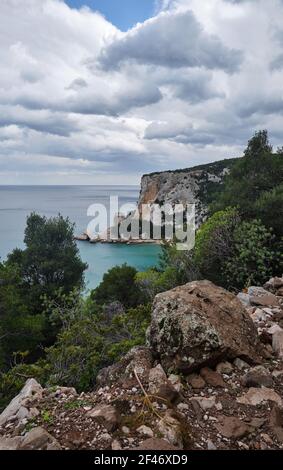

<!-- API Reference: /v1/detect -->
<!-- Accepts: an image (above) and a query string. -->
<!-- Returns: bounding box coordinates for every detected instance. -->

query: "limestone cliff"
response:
[138,158,237,226]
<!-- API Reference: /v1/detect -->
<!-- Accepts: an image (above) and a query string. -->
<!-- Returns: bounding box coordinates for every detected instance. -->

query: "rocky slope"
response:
[138,158,237,227]
[0,277,283,451]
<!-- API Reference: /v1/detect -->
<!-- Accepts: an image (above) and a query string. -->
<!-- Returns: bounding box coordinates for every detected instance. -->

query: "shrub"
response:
[91,264,142,308]
[194,208,240,286]
[223,220,282,289]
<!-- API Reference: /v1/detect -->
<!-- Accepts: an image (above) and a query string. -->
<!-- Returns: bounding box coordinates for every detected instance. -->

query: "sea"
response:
[0,186,161,291]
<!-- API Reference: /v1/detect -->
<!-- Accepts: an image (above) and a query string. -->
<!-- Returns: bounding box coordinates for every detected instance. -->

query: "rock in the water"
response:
[215,416,251,439]
[20,427,61,450]
[241,366,273,388]
[87,405,120,432]
[134,438,179,451]
[237,387,282,406]
[200,367,226,388]
[0,379,42,427]
[148,281,260,373]
[96,346,153,386]
[272,330,283,358]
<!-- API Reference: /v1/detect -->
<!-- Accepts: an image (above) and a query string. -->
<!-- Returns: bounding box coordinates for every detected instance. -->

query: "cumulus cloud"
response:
[1,0,283,184]
[98,10,243,72]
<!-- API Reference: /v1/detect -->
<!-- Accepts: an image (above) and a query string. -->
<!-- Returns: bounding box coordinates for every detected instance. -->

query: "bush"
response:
[91,264,142,308]
[212,131,283,225]
[0,361,48,412]
[194,208,240,286]
[44,293,151,391]
[223,220,282,289]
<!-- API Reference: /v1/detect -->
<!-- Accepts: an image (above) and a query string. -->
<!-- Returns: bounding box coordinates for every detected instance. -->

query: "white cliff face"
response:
[138,159,235,227]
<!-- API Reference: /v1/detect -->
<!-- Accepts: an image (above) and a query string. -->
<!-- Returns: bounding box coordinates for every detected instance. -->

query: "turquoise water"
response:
[0,186,161,289]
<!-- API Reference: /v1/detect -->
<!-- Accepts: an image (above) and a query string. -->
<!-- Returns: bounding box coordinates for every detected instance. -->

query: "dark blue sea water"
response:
[0,186,161,290]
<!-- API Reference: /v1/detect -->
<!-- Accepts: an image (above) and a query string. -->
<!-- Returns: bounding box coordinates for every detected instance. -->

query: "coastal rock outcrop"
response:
[148,280,260,373]
[138,159,236,227]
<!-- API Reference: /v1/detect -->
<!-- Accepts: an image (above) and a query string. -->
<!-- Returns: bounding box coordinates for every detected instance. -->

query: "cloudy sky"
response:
[1,0,283,185]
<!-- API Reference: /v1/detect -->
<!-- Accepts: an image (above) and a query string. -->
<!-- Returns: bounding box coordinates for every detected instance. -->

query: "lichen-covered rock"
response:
[148,280,260,374]
[96,346,153,386]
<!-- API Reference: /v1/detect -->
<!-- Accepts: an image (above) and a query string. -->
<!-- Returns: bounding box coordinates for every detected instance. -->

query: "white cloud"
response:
[0,0,283,184]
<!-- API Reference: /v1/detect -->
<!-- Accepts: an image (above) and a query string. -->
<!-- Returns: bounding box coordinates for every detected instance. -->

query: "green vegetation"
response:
[91,264,142,308]
[0,130,282,411]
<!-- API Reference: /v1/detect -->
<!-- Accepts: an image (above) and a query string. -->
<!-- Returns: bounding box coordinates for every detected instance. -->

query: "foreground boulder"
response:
[148,281,260,374]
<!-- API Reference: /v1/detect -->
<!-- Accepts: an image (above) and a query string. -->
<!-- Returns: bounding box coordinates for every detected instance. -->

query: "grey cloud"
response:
[66,78,88,90]
[0,108,80,137]
[14,83,163,116]
[144,121,215,145]
[170,72,224,103]
[98,10,243,73]
[236,96,283,118]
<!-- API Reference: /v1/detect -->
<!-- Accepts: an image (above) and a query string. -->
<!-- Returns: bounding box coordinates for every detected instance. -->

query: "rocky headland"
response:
[1,276,282,451]
[75,158,236,244]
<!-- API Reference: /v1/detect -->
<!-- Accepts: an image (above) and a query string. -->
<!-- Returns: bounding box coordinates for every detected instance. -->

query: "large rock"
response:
[148,281,260,374]
[96,346,153,386]
[0,379,43,427]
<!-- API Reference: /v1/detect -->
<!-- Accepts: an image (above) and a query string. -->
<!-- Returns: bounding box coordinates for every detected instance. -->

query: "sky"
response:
[1,0,283,185]
[65,1,156,31]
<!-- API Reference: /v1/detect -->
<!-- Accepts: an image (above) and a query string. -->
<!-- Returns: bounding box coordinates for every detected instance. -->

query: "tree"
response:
[244,129,272,158]
[0,262,45,370]
[212,130,283,222]
[6,213,87,314]
[91,264,142,308]
[255,183,283,237]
